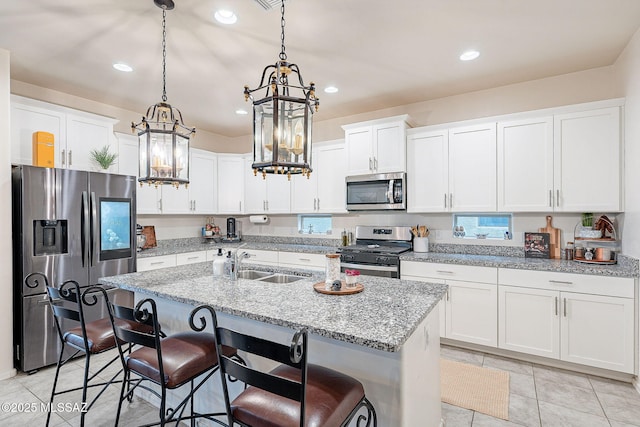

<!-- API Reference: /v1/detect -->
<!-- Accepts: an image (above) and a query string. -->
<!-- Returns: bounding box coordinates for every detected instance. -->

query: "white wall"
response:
[0,49,15,379]
[613,26,640,392]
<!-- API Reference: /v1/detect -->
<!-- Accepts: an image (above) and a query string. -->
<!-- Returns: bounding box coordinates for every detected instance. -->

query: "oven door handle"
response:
[341,262,398,272]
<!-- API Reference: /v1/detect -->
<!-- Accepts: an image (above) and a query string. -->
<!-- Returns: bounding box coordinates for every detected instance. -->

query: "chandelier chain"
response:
[161,9,167,102]
[279,0,286,61]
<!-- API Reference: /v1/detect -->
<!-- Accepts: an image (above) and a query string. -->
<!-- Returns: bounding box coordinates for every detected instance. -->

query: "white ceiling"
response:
[1,0,639,137]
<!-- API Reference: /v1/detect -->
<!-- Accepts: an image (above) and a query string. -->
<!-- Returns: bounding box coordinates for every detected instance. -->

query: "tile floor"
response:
[0,345,639,426]
[440,345,640,427]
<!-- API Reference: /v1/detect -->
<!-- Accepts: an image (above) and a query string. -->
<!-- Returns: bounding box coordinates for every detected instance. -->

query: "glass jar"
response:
[564,242,574,260]
[325,254,341,288]
[575,246,585,259]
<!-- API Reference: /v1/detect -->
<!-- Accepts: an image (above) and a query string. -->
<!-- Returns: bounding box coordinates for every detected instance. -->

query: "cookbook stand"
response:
[573,216,619,264]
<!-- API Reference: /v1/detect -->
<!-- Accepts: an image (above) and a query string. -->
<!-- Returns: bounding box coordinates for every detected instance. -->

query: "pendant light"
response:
[244,0,319,180]
[132,0,195,188]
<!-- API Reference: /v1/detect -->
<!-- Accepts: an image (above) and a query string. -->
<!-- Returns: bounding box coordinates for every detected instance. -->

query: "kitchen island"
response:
[100,262,447,427]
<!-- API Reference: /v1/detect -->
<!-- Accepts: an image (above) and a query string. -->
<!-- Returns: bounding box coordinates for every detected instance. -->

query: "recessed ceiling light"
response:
[459,50,480,61]
[214,9,237,24]
[113,63,133,72]
[324,86,339,94]
[235,109,248,115]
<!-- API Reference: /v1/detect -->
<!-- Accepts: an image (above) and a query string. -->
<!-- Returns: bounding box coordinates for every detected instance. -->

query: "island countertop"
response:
[99,262,447,352]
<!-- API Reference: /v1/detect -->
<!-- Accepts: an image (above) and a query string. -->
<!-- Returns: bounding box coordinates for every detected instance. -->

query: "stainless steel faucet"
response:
[231,244,251,281]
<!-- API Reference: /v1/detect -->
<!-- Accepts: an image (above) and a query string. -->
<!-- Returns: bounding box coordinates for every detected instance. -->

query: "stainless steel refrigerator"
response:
[12,165,136,372]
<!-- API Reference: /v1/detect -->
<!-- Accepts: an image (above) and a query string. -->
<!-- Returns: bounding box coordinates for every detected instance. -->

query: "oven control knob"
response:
[342,254,355,262]
[376,256,391,264]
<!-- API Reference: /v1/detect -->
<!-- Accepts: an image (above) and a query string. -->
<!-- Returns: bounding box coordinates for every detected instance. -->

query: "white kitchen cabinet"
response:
[291,141,347,213]
[497,117,554,211]
[11,95,118,172]
[406,129,449,212]
[116,132,139,176]
[406,123,496,212]
[176,251,207,265]
[343,115,410,175]
[137,255,177,272]
[401,261,498,347]
[242,249,278,266]
[162,149,217,214]
[499,268,634,373]
[278,251,326,271]
[244,157,291,214]
[448,123,497,212]
[217,154,244,214]
[553,106,621,212]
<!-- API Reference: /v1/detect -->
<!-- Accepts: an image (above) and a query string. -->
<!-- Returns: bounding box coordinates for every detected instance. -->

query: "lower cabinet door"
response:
[446,280,497,347]
[498,286,560,359]
[560,292,634,373]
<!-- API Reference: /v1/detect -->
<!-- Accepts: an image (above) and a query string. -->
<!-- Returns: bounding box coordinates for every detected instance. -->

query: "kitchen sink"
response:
[256,274,304,284]
[237,270,272,280]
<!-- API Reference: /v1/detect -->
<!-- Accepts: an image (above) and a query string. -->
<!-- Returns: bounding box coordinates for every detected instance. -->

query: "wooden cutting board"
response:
[539,215,561,259]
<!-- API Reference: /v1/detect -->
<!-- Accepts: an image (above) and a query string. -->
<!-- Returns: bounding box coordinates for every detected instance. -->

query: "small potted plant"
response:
[90,145,118,170]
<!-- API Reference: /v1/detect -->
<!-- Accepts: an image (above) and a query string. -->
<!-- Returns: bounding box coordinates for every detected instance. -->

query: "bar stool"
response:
[207,305,378,427]
[109,298,245,427]
[43,275,131,427]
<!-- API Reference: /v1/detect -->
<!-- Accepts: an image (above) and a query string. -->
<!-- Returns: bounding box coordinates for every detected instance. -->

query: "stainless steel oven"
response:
[346,172,406,211]
[339,226,412,278]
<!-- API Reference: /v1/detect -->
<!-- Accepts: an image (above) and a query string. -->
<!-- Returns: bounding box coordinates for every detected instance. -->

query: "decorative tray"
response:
[313,282,364,295]
[573,258,617,265]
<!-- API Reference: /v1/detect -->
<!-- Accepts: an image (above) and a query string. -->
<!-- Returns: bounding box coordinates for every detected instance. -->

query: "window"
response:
[298,215,333,235]
[453,214,512,239]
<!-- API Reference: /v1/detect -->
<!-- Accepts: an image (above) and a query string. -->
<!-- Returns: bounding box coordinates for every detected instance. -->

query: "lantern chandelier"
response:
[132,0,195,188]
[244,0,319,180]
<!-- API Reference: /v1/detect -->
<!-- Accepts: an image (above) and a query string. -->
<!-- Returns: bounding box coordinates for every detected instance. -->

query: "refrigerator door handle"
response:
[90,192,98,267]
[81,191,90,268]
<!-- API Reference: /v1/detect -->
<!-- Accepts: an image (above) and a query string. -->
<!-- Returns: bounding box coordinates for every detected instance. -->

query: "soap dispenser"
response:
[213,248,225,276]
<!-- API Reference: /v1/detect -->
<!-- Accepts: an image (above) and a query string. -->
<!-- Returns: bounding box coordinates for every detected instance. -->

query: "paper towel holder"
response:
[249,215,268,224]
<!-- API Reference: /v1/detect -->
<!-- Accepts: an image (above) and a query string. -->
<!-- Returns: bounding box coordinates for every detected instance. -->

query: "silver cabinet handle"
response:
[449,193,453,208]
[369,157,373,171]
[563,298,567,317]
[549,190,552,207]
[374,157,378,170]
[150,261,164,266]
[555,296,558,316]
[549,280,573,285]
[436,270,455,275]
[556,189,560,207]
[299,258,311,262]
[266,200,269,211]
[187,256,199,260]
[313,198,317,210]
[158,199,162,211]
[193,200,196,211]
[68,150,72,166]
[263,200,266,210]
[446,289,450,301]
[61,149,66,166]
[239,201,242,212]
[316,198,320,210]
[444,193,447,209]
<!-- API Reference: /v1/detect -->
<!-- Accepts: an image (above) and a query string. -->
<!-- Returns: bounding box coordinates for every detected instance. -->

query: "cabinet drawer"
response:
[137,255,177,272]
[401,261,497,284]
[244,249,278,265]
[176,251,207,266]
[278,252,326,269]
[499,268,634,298]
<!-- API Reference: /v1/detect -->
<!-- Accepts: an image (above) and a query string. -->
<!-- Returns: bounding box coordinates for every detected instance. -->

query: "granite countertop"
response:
[401,252,638,278]
[99,262,447,353]
[138,237,638,278]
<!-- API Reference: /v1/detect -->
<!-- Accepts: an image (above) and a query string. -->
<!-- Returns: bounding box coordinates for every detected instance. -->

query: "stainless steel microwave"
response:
[346,172,406,211]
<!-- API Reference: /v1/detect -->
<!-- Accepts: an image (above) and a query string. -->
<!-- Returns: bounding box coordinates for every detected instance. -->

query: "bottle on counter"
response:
[564,242,574,260]
[213,248,225,276]
[325,254,341,290]
[224,251,234,278]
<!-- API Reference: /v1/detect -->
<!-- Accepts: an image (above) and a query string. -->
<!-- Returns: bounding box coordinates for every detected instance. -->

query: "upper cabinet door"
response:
[373,122,407,173]
[291,166,318,213]
[554,107,621,212]
[497,117,554,212]
[315,142,347,213]
[448,123,497,212]
[190,150,217,214]
[65,114,117,172]
[217,155,244,214]
[265,176,291,213]
[244,157,267,214]
[344,128,373,175]
[11,102,66,166]
[407,129,449,212]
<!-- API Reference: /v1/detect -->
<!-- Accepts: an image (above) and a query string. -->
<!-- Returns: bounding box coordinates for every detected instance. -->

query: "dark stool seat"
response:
[232,364,367,427]
[125,332,237,388]
[65,318,156,354]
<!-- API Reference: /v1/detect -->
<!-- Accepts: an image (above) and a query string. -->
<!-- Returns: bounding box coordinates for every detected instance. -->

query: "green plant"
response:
[581,212,594,228]
[90,145,118,169]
